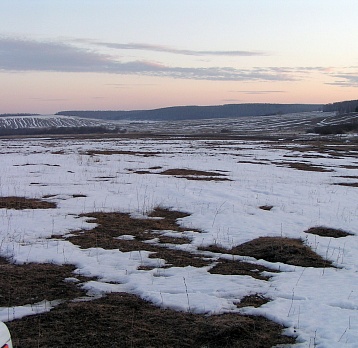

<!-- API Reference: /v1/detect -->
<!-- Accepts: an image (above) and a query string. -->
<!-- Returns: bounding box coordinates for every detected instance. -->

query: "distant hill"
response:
[56,103,322,121]
[322,99,358,114]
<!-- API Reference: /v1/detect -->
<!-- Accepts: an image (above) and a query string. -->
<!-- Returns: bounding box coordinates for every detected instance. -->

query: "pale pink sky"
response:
[1,1,358,114]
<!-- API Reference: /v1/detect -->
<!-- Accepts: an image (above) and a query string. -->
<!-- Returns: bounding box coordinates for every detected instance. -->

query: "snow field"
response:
[0,137,357,347]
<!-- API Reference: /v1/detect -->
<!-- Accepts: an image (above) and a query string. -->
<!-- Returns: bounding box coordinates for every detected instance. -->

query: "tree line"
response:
[322,100,358,114]
[56,103,322,121]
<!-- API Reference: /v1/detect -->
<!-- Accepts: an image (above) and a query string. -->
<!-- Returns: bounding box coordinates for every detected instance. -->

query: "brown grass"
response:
[68,208,194,247]
[273,142,358,159]
[209,259,277,280]
[231,237,332,268]
[237,160,269,165]
[7,292,295,348]
[305,226,354,238]
[178,176,232,181]
[65,208,209,268]
[86,150,160,157]
[13,163,60,167]
[273,161,333,172]
[198,244,230,254]
[148,248,210,268]
[160,169,225,176]
[340,164,358,170]
[148,207,190,220]
[0,196,56,210]
[0,257,88,307]
[134,170,152,174]
[200,237,332,268]
[259,205,273,211]
[130,168,232,181]
[335,175,358,179]
[42,194,86,199]
[160,168,231,181]
[236,294,270,308]
[334,182,358,188]
[72,194,87,198]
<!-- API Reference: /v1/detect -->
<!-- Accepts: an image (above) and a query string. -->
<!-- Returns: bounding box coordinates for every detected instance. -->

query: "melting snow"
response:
[0,136,357,347]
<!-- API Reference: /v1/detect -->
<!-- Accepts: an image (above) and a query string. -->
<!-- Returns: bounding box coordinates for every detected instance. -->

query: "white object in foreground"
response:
[0,321,12,348]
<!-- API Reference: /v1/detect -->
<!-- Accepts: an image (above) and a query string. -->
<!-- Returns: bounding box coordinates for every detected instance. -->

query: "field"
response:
[0,113,357,347]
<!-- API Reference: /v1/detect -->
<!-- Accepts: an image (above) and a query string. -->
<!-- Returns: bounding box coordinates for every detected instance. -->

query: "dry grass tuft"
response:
[340,164,358,170]
[160,169,224,176]
[259,205,273,211]
[130,168,232,181]
[0,196,56,210]
[86,150,160,157]
[336,175,358,179]
[148,207,191,220]
[43,194,86,199]
[237,160,269,165]
[333,182,358,188]
[0,257,88,307]
[200,237,332,268]
[273,142,358,159]
[209,258,277,280]
[178,176,232,181]
[13,163,60,167]
[134,170,152,174]
[7,292,295,348]
[198,244,230,254]
[236,294,270,308]
[160,168,231,181]
[148,248,210,268]
[66,208,209,268]
[273,161,333,172]
[231,237,332,268]
[305,226,354,238]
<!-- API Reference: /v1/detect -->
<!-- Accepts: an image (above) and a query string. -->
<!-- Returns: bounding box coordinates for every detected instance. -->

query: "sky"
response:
[1,0,358,114]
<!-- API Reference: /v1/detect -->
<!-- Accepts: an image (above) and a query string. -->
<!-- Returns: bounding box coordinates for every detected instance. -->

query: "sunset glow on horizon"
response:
[1,1,358,114]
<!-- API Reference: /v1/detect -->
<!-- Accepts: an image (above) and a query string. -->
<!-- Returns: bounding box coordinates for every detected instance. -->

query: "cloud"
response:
[326,73,358,87]
[29,97,69,102]
[0,37,312,82]
[222,98,242,102]
[105,83,158,86]
[230,90,286,95]
[104,83,158,89]
[93,42,266,57]
[167,66,296,81]
[0,37,113,72]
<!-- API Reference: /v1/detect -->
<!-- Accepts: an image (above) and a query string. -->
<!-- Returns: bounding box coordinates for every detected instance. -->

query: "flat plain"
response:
[0,112,357,347]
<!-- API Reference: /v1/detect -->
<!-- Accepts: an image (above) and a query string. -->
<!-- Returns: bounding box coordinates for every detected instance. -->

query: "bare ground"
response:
[201,237,333,268]
[231,237,332,268]
[208,258,278,281]
[0,197,56,210]
[65,208,210,268]
[0,257,88,307]
[0,205,299,346]
[7,292,295,348]
[133,168,233,181]
[305,226,354,238]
